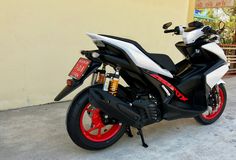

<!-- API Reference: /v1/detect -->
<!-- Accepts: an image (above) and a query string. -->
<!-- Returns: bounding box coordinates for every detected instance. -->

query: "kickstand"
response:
[137,128,148,148]
[126,126,133,137]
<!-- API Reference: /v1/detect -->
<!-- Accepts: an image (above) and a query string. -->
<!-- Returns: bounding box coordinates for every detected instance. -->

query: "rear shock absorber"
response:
[91,70,98,85]
[109,67,120,96]
[91,64,106,85]
[103,73,112,91]
[97,65,106,84]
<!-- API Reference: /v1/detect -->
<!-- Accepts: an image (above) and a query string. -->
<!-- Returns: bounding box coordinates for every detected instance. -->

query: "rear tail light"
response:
[92,52,100,58]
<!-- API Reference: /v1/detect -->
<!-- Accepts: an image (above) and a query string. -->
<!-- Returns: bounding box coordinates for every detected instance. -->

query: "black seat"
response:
[100,34,177,74]
[147,53,176,73]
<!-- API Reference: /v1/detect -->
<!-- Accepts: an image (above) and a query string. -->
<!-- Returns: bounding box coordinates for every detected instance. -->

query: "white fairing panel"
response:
[182,28,204,44]
[87,33,173,78]
[206,64,228,88]
[202,42,227,61]
[217,79,225,85]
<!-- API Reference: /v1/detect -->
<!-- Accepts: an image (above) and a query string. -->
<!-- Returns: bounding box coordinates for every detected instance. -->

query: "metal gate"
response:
[221,44,236,74]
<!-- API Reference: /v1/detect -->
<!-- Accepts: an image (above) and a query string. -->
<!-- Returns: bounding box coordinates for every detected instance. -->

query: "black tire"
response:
[66,86,126,150]
[194,84,227,125]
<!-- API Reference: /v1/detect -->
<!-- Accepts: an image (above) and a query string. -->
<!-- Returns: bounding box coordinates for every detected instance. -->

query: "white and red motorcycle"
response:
[55,21,228,150]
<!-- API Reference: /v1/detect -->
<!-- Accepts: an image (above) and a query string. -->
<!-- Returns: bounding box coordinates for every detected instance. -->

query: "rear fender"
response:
[54,61,101,101]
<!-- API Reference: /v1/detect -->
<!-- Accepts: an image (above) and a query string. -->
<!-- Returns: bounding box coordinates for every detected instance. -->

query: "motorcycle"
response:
[55,21,228,150]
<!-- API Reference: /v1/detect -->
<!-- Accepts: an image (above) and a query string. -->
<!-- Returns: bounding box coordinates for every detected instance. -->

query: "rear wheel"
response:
[66,88,126,150]
[195,84,227,125]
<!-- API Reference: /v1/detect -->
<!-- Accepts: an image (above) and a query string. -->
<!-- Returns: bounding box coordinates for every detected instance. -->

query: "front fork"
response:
[204,84,221,115]
[214,85,221,112]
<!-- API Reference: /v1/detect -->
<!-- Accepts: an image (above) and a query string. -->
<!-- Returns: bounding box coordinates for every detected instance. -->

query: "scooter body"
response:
[55,21,228,150]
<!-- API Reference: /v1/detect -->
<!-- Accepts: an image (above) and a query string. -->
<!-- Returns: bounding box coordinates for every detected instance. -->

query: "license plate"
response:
[68,58,91,80]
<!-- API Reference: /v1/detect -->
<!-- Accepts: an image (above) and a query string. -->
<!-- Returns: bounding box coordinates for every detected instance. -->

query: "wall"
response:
[188,0,196,22]
[0,0,191,110]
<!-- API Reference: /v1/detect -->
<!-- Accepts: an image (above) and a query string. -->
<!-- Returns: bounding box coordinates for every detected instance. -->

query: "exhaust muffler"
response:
[89,88,141,127]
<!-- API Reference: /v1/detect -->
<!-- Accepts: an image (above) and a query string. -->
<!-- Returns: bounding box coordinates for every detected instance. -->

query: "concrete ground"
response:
[1,78,236,160]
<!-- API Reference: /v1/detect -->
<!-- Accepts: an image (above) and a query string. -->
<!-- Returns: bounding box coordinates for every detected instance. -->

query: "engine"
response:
[131,94,162,126]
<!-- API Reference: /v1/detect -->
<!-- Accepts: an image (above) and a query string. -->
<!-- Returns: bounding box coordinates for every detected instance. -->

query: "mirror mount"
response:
[218,21,225,34]
[219,21,225,30]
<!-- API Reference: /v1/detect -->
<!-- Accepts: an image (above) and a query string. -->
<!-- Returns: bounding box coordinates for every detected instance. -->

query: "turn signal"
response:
[67,79,74,86]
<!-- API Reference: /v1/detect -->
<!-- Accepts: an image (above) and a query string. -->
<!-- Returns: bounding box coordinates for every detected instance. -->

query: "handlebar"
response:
[165,25,220,36]
[164,26,182,34]
[162,21,223,45]
[164,29,176,33]
[202,26,217,35]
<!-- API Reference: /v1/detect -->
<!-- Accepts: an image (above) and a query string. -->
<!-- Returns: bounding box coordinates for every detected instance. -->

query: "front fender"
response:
[217,79,225,85]
[54,61,101,101]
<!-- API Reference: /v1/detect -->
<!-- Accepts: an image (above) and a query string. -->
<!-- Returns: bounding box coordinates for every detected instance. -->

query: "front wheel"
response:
[195,84,227,125]
[66,88,126,150]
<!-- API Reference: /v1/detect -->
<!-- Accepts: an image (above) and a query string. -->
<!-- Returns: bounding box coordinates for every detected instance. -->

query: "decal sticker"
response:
[150,74,188,102]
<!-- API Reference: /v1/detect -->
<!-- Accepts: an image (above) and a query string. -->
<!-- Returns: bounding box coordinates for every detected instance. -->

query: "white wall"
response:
[0,0,190,110]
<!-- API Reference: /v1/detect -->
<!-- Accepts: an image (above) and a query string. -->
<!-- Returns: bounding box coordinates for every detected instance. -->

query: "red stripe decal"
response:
[150,74,188,102]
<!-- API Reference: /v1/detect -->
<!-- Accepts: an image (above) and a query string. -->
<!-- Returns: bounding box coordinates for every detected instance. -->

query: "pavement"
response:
[1,77,236,160]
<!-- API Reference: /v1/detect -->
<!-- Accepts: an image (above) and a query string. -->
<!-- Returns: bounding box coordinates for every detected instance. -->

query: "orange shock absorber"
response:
[109,68,120,96]
[97,65,106,84]
[91,70,98,85]
[103,73,111,91]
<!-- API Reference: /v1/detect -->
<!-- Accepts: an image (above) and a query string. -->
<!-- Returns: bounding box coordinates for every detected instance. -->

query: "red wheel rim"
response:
[202,87,224,120]
[80,103,122,142]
